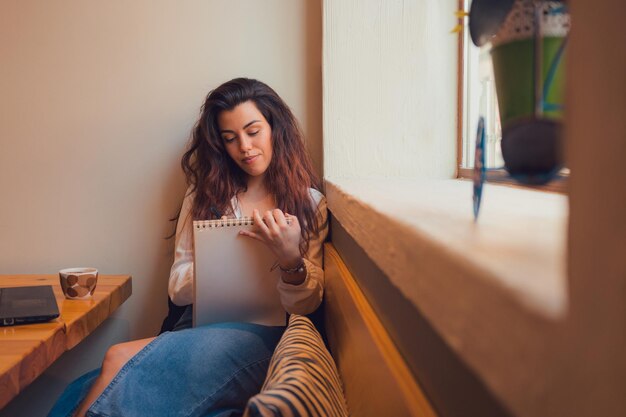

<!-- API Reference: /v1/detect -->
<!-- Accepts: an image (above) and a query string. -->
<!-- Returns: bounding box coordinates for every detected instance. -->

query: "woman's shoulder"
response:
[184,184,196,197]
[307,188,325,208]
[181,186,195,205]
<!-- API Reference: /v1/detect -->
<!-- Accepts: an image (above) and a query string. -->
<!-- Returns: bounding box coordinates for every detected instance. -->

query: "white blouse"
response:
[167,188,328,316]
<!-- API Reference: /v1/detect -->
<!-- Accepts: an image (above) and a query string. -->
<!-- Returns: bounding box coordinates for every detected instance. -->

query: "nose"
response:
[239,134,252,152]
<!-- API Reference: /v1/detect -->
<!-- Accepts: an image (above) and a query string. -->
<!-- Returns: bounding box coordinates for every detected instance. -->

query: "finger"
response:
[273,209,288,228]
[239,230,264,242]
[284,212,299,227]
[263,210,280,235]
[221,215,228,220]
[253,209,270,234]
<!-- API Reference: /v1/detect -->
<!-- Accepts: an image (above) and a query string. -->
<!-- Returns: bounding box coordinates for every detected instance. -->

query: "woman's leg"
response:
[85,323,285,417]
[73,337,155,417]
[46,369,101,417]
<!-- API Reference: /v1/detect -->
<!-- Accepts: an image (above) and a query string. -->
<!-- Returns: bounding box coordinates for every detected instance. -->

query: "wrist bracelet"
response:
[279,260,306,274]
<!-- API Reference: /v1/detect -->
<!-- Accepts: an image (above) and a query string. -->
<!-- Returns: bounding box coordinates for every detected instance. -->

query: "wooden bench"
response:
[323,243,437,417]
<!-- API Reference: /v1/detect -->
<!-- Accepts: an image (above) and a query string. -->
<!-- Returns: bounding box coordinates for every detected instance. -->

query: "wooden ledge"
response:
[325,178,568,417]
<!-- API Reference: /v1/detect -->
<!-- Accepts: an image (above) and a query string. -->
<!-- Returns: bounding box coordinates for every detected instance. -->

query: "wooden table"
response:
[0,274,132,409]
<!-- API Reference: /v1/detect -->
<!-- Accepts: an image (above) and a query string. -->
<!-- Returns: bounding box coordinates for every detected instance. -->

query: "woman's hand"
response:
[239,209,302,269]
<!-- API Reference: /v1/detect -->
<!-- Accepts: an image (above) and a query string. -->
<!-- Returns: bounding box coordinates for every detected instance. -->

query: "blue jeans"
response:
[47,322,285,417]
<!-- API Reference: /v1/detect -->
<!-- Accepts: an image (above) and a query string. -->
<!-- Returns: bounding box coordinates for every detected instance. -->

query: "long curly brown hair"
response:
[180,78,323,254]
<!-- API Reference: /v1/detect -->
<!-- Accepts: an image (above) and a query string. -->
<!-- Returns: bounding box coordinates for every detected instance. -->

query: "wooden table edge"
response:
[0,274,132,409]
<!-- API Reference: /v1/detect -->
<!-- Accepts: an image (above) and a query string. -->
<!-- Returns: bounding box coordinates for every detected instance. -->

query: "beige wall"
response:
[323,0,458,180]
[0,1,321,415]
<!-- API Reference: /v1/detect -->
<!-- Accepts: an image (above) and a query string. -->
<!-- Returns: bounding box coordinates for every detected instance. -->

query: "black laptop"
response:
[0,285,60,326]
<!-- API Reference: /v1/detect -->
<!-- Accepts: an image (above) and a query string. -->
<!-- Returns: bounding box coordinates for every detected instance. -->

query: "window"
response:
[462,32,503,170]
[459,0,503,172]
[457,0,568,191]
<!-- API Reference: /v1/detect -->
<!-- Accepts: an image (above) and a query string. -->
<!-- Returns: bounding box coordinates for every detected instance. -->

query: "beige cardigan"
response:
[167,188,328,316]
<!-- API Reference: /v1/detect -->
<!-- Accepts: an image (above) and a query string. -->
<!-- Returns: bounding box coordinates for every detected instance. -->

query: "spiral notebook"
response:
[192,217,288,327]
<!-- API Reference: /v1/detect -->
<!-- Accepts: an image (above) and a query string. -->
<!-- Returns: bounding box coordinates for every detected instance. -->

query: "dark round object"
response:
[469,0,516,46]
[501,118,563,184]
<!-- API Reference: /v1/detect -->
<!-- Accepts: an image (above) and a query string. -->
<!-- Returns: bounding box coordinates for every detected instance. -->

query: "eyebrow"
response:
[220,120,261,134]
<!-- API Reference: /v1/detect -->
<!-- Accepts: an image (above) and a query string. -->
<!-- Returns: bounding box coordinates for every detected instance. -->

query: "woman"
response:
[49,78,327,417]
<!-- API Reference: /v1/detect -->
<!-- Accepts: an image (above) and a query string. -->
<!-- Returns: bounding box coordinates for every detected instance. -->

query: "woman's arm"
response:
[168,189,195,306]
[276,194,328,315]
[232,190,329,315]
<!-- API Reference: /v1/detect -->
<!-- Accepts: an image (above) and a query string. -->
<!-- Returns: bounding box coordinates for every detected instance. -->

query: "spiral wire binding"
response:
[193,217,292,230]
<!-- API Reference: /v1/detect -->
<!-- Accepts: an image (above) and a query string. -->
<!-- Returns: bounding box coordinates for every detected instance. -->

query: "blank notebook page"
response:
[192,218,287,327]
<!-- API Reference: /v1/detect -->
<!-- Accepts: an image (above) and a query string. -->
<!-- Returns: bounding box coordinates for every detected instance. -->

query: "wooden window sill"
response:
[457,167,569,193]
[324,177,568,415]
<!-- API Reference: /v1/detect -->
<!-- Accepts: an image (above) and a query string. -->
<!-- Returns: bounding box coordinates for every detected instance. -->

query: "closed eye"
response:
[248,130,260,136]
[223,136,236,143]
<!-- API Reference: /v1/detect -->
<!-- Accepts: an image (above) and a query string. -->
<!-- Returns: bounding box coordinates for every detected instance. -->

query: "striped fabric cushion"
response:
[244,314,349,417]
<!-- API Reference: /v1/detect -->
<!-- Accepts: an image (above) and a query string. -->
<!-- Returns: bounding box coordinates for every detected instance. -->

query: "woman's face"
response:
[218,101,273,181]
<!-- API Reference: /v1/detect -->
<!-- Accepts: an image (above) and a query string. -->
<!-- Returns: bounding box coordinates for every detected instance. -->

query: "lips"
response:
[242,155,259,164]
